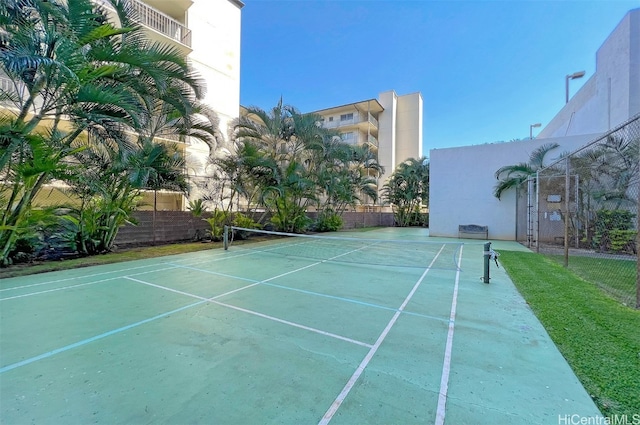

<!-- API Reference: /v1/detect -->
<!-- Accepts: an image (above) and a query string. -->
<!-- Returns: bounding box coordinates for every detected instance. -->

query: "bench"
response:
[458,224,488,240]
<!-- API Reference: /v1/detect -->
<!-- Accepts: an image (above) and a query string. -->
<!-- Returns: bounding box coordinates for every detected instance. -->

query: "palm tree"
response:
[228,100,384,232]
[382,157,429,227]
[493,143,560,200]
[232,101,315,232]
[0,0,207,263]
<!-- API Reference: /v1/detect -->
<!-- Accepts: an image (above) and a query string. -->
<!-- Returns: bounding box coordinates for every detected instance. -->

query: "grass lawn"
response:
[499,250,640,417]
[544,254,636,308]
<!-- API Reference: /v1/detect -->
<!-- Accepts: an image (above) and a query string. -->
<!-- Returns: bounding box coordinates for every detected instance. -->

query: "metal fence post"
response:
[564,157,570,267]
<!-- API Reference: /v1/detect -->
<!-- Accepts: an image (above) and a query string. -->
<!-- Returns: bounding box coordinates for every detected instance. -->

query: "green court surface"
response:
[0,228,602,424]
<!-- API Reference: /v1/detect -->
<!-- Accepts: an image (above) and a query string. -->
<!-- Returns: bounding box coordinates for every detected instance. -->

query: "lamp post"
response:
[565,71,585,103]
[529,123,541,139]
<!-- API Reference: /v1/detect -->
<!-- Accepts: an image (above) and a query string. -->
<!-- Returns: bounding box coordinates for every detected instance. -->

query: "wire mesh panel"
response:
[534,114,639,308]
[225,226,463,271]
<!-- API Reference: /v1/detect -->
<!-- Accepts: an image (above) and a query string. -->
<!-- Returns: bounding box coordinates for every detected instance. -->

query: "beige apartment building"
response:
[0,0,244,211]
[4,1,427,213]
[312,90,424,200]
[124,0,244,209]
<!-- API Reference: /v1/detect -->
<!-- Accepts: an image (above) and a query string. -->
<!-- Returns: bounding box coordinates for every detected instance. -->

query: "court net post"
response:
[483,242,491,283]
[223,225,229,250]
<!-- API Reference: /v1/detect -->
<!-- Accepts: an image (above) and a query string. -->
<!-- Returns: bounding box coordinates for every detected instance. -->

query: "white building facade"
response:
[538,8,639,139]
[429,8,639,240]
[114,0,244,209]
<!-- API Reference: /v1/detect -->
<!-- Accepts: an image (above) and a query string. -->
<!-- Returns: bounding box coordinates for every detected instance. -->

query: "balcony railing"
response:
[368,113,379,128]
[131,0,192,47]
[323,112,380,130]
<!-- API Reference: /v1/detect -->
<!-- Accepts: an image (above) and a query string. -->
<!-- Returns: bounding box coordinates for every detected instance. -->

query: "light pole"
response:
[530,123,541,139]
[565,71,585,103]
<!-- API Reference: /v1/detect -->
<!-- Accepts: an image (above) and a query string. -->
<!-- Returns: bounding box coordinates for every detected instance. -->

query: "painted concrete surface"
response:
[0,228,601,424]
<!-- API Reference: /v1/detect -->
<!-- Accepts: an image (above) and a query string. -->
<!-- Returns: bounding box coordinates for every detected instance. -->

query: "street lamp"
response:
[565,71,585,103]
[530,123,541,139]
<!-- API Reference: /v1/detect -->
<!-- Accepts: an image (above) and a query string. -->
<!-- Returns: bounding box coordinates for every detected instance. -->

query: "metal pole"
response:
[527,176,533,248]
[575,175,580,248]
[483,242,491,284]
[223,225,229,250]
[564,158,570,267]
[536,171,540,253]
[636,142,640,309]
[565,75,570,104]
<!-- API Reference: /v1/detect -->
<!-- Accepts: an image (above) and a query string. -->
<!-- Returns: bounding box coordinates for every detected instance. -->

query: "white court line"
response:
[0,266,178,301]
[0,263,163,293]
[125,276,260,303]
[169,263,259,283]
[0,243,365,374]
[318,245,446,425]
[168,262,448,323]
[0,248,261,300]
[126,276,372,349]
[0,245,258,293]
[210,299,373,348]
[0,300,206,374]
[435,245,464,425]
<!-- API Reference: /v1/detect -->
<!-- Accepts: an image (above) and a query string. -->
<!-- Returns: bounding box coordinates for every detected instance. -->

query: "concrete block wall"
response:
[114,211,210,247]
[114,211,398,246]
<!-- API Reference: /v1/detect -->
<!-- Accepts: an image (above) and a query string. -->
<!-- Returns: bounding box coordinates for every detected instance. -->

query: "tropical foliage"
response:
[199,99,382,233]
[565,135,639,252]
[0,0,218,264]
[382,157,429,227]
[493,142,560,200]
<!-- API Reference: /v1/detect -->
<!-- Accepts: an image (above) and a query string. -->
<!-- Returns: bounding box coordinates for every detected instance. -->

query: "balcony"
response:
[322,112,379,133]
[367,113,379,128]
[131,0,192,48]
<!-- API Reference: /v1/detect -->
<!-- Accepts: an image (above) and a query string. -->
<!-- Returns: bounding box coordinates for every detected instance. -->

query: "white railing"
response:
[368,113,379,128]
[131,0,192,47]
[323,112,379,129]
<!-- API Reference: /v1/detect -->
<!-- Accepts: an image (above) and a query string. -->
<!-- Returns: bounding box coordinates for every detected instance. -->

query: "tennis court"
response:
[1,227,601,424]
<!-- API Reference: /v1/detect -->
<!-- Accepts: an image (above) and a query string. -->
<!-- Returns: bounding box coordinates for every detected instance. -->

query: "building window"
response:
[341,132,355,142]
[340,113,354,121]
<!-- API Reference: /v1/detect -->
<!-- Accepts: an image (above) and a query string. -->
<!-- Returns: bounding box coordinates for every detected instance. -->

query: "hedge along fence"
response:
[114,211,397,247]
[516,113,640,308]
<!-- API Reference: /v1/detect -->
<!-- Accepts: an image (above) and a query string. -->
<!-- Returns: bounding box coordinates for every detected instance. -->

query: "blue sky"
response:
[239,1,638,152]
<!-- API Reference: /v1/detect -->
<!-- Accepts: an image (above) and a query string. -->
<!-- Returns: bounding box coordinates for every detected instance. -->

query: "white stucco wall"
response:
[396,92,423,162]
[378,91,397,185]
[185,0,242,177]
[188,0,242,138]
[429,134,598,240]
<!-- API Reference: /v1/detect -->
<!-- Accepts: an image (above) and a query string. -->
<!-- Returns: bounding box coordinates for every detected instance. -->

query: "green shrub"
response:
[315,212,343,232]
[609,229,637,253]
[203,210,229,241]
[232,213,262,240]
[269,198,310,233]
[187,199,205,217]
[592,209,635,253]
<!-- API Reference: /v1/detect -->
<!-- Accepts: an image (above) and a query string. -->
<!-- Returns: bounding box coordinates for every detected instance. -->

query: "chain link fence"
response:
[517,114,640,308]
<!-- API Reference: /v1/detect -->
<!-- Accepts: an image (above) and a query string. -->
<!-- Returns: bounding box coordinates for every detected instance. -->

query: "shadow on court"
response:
[0,228,601,424]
